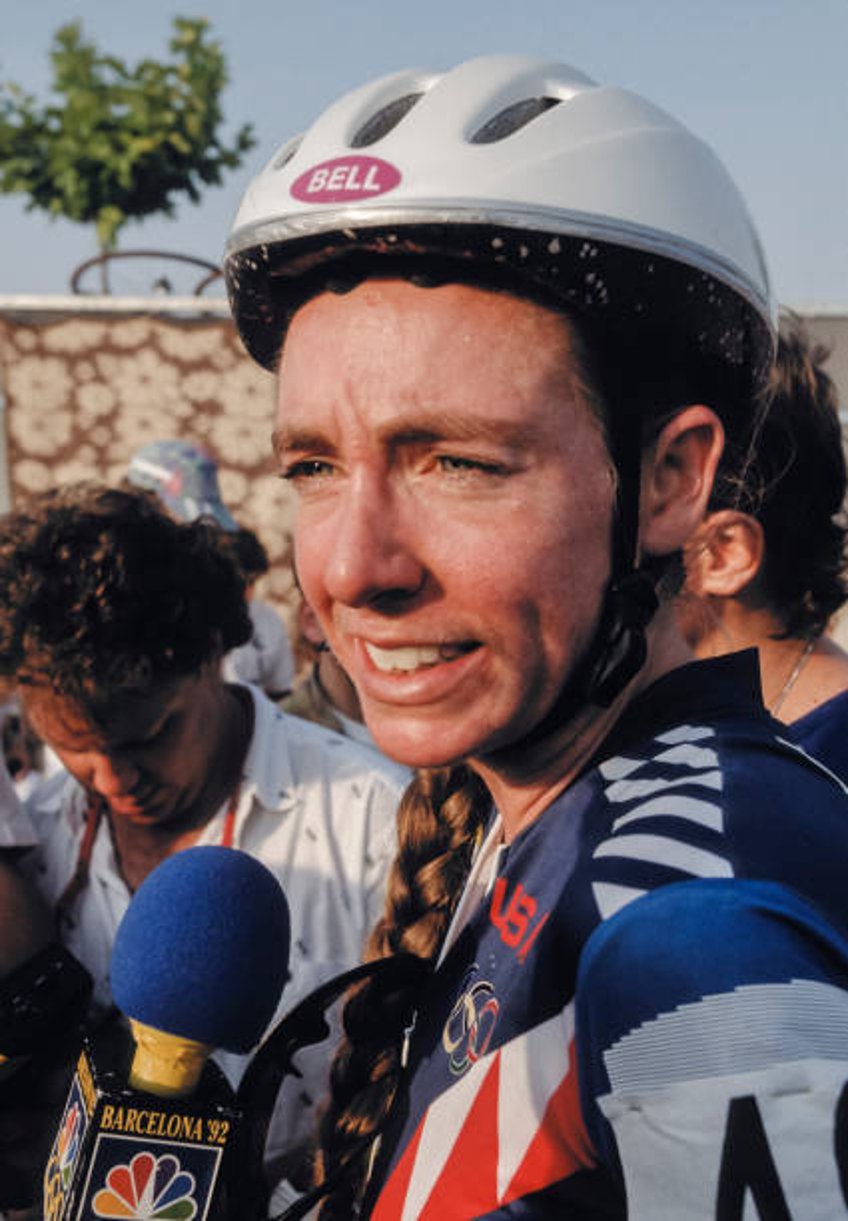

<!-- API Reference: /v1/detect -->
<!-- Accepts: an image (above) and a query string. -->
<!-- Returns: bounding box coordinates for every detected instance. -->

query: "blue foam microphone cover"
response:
[111,846,290,1053]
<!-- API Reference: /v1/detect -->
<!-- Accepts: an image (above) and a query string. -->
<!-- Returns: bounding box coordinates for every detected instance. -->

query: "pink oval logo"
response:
[290,156,401,203]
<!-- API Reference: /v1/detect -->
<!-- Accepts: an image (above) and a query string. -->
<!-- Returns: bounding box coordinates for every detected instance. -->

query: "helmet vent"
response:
[471,96,560,144]
[273,137,303,171]
[351,92,424,148]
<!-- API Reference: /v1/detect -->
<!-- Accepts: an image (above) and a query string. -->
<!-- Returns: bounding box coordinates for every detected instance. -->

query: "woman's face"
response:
[275,279,617,769]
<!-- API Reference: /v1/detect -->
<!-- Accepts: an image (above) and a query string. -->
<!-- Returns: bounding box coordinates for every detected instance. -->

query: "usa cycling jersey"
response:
[790,687,848,786]
[362,651,848,1219]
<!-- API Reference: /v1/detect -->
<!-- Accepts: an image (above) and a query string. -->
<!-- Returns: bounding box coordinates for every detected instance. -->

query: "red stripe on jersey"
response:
[502,1036,596,1205]
[370,1055,503,1219]
[416,1053,502,1219]
[370,1120,426,1221]
[370,1034,596,1218]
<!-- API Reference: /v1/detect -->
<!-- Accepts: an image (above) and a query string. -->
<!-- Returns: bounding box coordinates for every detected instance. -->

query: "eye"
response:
[436,454,507,477]
[279,459,335,483]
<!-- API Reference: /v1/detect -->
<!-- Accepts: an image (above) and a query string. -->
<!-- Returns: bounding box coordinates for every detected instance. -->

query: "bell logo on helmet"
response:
[291,155,401,203]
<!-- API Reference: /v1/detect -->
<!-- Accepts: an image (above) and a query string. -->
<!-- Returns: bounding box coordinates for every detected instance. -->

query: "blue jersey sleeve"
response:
[575,878,848,1219]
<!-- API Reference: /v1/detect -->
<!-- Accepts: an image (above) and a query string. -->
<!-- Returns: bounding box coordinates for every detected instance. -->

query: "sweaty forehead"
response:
[277,278,585,419]
[284,277,572,351]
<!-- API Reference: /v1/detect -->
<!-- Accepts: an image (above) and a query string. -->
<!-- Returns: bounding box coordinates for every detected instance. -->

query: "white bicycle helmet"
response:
[226,53,775,393]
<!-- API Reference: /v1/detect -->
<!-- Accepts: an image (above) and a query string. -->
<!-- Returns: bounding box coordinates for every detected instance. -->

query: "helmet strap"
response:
[582,568,659,706]
[585,397,660,706]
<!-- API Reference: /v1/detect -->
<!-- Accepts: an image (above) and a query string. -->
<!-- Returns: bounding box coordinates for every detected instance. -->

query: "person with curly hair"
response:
[224,54,848,1219]
[0,483,407,1204]
[127,439,298,703]
[679,313,848,773]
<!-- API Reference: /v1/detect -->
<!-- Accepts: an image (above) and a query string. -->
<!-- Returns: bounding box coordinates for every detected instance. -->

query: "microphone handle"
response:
[229,954,432,1220]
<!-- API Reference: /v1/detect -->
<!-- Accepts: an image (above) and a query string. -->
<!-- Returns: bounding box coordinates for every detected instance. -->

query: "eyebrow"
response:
[272,408,544,458]
[272,425,332,460]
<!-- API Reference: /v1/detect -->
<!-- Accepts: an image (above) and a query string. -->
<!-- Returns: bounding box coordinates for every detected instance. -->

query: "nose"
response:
[321,472,426,610]
[87,752,141,801]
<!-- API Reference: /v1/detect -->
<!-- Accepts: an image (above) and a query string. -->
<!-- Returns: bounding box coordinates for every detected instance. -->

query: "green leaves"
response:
[0,16,255,253]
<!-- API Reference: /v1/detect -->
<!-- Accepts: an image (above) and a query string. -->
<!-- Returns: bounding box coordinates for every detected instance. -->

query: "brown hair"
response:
[0,483,251,716]
[315,765,489,1215]
[708,311,847,638]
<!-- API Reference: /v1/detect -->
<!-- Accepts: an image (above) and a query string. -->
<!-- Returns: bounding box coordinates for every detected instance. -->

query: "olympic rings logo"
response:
[442,977,500,1076]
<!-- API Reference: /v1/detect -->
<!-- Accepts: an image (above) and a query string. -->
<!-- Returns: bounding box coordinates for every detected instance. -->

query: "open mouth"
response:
[363,641,478,673]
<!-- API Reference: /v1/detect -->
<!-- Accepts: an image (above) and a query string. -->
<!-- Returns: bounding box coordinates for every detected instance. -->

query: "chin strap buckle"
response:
[585,570,659,707]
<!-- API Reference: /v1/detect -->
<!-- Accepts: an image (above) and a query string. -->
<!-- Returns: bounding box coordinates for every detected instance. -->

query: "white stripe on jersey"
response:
[603,978,848,1090]
[592,723,730,921]
[398,1009,575,1220]
[592,881,648,920]
[593,833,733,878]
[611,795,724,833]
[603,769,723,803]
[655,724,717,745]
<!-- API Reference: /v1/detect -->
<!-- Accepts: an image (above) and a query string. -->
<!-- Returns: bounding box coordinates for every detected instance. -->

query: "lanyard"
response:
[219,787,240,848]
[55,785,241,926]
[55,792,106,929]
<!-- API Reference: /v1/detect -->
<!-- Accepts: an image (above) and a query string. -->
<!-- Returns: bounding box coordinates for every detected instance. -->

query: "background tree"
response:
[0,17,255,290]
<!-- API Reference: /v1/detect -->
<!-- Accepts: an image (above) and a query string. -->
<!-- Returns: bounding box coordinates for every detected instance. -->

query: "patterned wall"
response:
[0,309,298,617]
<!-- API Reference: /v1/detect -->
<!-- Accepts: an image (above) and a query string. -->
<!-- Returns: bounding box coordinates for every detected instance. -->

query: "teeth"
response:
[364,641,475,672]
[365,642,444,672]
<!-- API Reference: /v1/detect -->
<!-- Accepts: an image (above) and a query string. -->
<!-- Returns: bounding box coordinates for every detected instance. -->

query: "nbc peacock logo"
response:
[57,1101,83,1187]
[92,1151,198,1219]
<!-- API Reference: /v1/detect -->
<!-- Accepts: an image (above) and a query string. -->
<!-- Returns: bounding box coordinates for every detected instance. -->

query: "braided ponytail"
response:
[315,764,489,1216]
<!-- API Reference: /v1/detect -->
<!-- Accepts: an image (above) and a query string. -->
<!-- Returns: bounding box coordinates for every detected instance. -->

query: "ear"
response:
[639,405,725,557]
[684,510,765,598]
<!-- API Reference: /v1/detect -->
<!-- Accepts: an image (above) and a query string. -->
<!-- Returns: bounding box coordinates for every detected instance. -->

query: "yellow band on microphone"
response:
[129,1019,214,1098]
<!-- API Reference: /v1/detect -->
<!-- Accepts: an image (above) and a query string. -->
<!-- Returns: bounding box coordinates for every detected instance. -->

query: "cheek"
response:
[517,482,614,650]
[434,503,611,666]
[482,473,612,596]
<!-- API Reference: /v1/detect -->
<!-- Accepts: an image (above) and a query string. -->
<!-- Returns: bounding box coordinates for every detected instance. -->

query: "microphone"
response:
[42,846,290,1221]
[112,845,291,1095]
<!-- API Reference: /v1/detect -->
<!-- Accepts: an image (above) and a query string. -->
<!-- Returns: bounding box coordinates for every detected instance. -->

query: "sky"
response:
[0,0,846,306]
